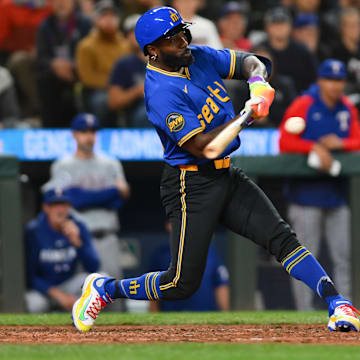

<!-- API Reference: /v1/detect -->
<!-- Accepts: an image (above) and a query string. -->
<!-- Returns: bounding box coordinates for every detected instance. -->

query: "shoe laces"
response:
[86,292,113,320]
[337,304,360,319]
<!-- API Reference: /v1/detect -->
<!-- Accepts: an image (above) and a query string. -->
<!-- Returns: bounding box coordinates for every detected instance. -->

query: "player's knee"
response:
[173,280,201,300]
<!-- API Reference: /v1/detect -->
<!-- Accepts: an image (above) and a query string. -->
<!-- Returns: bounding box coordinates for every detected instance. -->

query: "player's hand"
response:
[61,220,82,248]
[312,143,333,172]
[51,58,75,82]
[248,77,275,118]
[244,97,268,121]
[319,134,344,150]
[116,178,131,199]
[48,287,77,311]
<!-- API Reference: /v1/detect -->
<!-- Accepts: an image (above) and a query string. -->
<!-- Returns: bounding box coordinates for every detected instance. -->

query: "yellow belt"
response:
[178,157,231,171]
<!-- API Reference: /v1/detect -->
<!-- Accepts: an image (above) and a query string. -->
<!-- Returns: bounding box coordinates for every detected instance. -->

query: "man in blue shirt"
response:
[108,14,148,127]
[25,189,100,313]
[72,7,360,333]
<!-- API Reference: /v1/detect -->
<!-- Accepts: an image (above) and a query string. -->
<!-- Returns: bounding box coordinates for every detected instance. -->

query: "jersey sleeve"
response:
[342,96,360,151]
[197,46,272,80]
[197,46,237,79]
[149,90,205,147]
[279,95,316,154]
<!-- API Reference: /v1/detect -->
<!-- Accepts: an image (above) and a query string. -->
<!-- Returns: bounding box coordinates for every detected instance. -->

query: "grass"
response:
[0,312,359,360]
[0,311,328,326]
[1,343,360,360]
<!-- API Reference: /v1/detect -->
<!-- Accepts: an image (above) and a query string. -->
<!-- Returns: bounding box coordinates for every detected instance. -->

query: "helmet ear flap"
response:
[184,28,192,45]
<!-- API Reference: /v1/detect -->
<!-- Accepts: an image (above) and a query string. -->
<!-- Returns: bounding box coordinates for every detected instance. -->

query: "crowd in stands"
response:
[0,0,360,128]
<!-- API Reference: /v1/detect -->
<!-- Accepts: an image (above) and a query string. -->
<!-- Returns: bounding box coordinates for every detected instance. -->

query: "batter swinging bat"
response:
[204,107,254,159]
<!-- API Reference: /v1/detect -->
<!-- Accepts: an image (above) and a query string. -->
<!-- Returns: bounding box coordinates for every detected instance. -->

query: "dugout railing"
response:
[0,155,24,312]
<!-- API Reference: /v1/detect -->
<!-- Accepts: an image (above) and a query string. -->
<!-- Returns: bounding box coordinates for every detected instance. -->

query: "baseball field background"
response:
[1,311,359,359]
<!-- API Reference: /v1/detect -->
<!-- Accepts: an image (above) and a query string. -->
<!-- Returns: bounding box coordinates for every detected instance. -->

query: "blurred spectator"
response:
[251,45,297,127]
[328,8,360,108]
[260,7,317,94]
[76,0,131,125]
[292,13,319,54]
[0,66,21,127]
[279,59,360,310]
[78,0,96,18]
[108,14,147,127]
[149,223,229,312]
[25,188,100,313]
[47,113,130,286]
[36,0,92,127]
[170,0,223,49]
[217,1,251,51]
[0,0,52,118]
[292,13,332,64]
[340,0,360,7]
[293,0,320,13]
[135,0,163,11]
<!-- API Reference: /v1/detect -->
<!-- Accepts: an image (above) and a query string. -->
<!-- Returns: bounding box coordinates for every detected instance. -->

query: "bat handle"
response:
[238,108,254,129]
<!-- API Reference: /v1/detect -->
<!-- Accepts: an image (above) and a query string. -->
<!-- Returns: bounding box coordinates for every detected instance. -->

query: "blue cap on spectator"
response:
[71,113,100,131]
[318,59,347,79]
[43,188,71,205]
[220,1,248,18]
[294,13,319,28]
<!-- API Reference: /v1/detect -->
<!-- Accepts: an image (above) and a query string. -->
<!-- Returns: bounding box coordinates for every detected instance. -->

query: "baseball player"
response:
[279,59,360,310]
[25,189,100,313]
[47,114,130,283]
[72,7,360,332]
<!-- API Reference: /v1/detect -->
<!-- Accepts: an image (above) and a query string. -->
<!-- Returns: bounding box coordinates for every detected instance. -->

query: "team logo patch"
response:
[166,113,185,132]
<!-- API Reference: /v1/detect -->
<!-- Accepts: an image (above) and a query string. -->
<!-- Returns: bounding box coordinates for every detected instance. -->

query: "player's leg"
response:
[325,205,351,299]
[220,166,359,331]
[288,204,323,310]
[72,165,228,331]
[112,166,226,301]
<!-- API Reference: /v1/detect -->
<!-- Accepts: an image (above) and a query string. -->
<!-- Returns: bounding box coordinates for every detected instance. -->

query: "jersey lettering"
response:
[206,97,220,114]
[207,85,230,103]
[202,104,214,123]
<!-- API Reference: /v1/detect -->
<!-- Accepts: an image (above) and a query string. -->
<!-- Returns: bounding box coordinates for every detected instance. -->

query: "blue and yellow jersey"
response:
[145,46,261,165]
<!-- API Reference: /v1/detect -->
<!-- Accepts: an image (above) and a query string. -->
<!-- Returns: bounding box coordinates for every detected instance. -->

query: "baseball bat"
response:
[203,107,254,159]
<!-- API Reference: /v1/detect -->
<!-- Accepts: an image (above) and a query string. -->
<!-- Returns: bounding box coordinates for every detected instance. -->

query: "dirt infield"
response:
[0,325,359,344]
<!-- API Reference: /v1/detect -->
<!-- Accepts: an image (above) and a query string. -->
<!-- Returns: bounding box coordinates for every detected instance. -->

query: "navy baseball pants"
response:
[158,162,301,300]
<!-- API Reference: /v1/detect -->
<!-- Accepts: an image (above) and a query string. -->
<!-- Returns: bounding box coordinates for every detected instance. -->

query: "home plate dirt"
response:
[0,325,359,344]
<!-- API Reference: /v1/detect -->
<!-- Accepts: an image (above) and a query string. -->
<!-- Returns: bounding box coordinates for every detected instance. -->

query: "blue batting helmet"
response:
[135,6,192,55]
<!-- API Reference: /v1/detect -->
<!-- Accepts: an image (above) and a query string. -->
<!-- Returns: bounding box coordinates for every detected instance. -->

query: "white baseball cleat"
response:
[328,303,360,332]
[72,273,113,332]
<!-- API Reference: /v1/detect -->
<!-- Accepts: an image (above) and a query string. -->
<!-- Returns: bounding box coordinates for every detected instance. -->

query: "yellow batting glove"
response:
[248,76,275,118]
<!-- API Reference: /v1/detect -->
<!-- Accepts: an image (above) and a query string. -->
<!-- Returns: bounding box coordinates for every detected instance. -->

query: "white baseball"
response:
[284,117,305,134]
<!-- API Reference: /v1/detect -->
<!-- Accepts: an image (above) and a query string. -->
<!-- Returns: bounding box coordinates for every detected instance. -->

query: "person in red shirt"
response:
[0,0,52,119]
[217,1,252,52]
[279,59,360,310]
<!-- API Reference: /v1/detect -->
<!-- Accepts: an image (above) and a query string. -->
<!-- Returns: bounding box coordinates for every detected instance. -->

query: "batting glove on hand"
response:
[248,76,275,118]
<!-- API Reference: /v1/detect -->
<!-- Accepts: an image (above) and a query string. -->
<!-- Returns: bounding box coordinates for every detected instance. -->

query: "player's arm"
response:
[183,56,274,159]
[215,285,230,311]
[108,84,144,110]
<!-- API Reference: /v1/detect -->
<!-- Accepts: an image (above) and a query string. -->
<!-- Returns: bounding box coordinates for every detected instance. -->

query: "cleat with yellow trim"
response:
[328,300,360,332]
[72,273,113,332]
